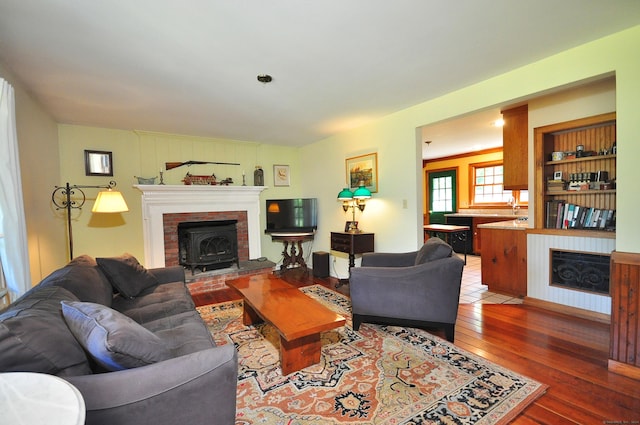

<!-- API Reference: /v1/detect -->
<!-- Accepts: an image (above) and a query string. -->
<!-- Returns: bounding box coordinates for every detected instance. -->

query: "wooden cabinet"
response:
[472,217,509,255]
[534,112,616,238]
[480,228,527,297]
[502,105,529,190]
[330,232,374,269]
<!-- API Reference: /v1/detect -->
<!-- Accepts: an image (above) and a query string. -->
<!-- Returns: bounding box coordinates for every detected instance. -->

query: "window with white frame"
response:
[471,161,527,206]
[432,175,454,212]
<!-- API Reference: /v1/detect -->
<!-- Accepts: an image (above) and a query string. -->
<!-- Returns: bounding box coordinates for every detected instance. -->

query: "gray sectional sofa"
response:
[0,254,238,425]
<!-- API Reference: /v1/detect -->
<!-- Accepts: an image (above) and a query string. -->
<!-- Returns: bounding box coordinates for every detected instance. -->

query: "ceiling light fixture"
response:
[257,74,273,84]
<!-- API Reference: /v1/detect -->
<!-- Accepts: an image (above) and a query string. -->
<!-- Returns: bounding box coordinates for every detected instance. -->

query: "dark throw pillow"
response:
[97,253,158,298]
[415,237,453,265]
[61,301,170,371]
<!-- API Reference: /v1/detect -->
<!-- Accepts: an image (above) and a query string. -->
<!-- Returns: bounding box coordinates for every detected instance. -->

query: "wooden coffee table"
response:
[226,274,345,375]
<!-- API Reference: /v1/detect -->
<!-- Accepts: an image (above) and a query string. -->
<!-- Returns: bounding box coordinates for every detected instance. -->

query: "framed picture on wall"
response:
[85,150,113,176]
[273,164,290,186]
[346,152,377,192]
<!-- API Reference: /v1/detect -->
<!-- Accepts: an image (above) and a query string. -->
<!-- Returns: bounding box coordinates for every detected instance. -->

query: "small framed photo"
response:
[85,150,113,176]
[345,221,358,232]
[273,164,290,186]
[553,171,563,180]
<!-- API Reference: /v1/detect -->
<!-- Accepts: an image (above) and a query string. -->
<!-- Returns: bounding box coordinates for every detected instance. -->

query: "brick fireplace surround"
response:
[163,211,249,267]
[135,185,272,294]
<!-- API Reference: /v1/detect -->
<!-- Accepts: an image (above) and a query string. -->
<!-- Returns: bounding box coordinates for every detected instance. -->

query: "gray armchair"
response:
[349,237,464,342]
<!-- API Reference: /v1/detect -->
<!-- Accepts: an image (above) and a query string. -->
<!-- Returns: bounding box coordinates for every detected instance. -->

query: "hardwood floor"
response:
[193,270,640,424]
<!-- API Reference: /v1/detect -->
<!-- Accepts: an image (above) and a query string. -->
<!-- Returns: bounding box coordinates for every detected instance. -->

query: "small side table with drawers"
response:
[330,232,374,286]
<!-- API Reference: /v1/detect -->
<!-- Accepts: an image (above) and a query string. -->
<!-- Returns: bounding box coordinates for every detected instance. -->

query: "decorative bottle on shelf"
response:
[253,166,264,186]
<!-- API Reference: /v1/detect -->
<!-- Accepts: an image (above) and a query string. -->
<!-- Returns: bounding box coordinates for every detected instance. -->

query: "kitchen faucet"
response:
[508,196,519,215]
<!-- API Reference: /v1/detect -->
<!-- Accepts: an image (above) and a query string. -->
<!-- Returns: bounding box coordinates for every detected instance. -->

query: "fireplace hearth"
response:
[178,220,239,272]
[135,185,271,293]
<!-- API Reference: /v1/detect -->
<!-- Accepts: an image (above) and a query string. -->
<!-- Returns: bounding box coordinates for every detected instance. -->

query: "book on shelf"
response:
[544,200,616,231]
[563,203,575,229]
[546,179,567,193]
[573,206,587,229]
[545,199,565,229]
[570,205,580,228]
[556,202,564,228]
[548,188,567,194]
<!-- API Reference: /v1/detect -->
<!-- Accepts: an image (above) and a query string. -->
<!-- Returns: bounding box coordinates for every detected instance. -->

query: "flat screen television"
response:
[265,198,318,233]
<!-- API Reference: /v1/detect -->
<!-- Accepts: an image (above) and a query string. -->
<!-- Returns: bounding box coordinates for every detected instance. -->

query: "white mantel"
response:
[134,185,267,268]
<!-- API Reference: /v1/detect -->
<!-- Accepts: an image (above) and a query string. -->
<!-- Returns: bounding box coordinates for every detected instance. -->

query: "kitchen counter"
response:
[444,212,528,255]
[445,212,521,218]
[477,219,530,230]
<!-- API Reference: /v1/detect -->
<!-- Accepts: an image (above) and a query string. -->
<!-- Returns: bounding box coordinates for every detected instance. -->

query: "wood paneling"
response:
[610,251,640,379]
[534,112,617,237]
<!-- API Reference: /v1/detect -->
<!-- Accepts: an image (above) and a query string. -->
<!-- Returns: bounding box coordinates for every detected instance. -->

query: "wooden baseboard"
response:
[608,359,640,380]
[523,297,610,324]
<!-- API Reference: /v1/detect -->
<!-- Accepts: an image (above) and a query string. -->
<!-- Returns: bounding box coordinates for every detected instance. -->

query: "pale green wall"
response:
[302,25,640,266]
[254,144,304,264]
[58,125,143,260]
[0,62,64,285]
[11,25,640,282]
[57,126,303,265]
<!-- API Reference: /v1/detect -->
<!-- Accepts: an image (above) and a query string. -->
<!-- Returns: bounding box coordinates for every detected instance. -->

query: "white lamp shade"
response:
[92,190,129,213]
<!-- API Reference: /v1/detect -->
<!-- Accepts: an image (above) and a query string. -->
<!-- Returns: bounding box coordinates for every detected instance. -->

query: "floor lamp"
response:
[51,181,129,260]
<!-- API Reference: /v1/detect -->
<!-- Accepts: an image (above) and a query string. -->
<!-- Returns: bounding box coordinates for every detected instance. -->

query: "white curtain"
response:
[0,78,31,300]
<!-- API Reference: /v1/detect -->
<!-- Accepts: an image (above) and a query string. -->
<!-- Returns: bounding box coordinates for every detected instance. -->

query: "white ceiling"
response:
[1,1,639,157]
[420,108,505,160]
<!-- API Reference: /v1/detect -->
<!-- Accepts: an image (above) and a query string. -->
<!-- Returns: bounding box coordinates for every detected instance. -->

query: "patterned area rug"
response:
[198,285,547,424]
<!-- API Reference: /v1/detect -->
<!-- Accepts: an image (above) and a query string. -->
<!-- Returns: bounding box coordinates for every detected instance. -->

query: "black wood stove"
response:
[178,220,239,272]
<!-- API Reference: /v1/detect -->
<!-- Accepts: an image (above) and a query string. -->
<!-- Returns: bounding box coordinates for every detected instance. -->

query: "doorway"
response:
[427,169,457,224]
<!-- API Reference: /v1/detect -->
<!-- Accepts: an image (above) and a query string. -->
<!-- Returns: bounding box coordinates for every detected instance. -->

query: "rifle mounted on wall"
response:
[165,160,240,170]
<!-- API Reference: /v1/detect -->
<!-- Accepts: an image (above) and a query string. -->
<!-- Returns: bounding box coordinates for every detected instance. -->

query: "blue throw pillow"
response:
[61,301,170,371]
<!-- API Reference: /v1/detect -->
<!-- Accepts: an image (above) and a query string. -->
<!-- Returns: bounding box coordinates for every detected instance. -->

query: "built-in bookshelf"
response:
[534,112,616,238]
